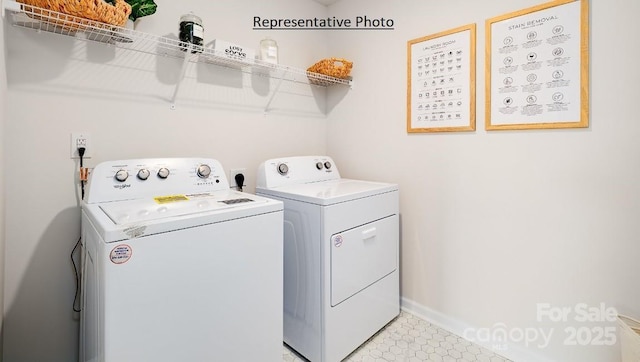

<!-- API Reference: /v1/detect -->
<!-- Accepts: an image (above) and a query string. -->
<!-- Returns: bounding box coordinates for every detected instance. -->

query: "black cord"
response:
[78,147,86,200]
[71,236,82,313]
[73,146,86,312]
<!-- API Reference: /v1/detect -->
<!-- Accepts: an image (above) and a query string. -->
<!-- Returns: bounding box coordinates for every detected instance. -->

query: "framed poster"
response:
[407,24,476,133]
[485,0,589,130]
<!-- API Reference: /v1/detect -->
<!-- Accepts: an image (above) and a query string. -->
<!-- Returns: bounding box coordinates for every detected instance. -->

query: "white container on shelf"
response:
[260,38,279,65]
[211,40,255,64]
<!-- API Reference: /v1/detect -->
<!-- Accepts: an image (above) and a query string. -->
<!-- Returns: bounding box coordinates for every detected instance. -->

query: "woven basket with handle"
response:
[18,0,132,30]
[307,57,353,85]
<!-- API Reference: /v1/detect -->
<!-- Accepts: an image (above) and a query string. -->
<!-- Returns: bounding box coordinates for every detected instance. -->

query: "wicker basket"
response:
[18,0,132,30]
[307,57,353,85]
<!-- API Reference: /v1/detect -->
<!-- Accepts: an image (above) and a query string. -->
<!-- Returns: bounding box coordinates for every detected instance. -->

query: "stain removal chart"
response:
[407,24,476,133]
[486,0,588,130]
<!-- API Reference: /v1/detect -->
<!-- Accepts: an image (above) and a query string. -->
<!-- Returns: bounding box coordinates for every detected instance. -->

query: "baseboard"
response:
[400,297,553,362]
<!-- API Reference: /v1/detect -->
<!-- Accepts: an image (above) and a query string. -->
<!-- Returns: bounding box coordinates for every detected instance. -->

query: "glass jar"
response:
[260,38,279,65]
[179,13,204,53]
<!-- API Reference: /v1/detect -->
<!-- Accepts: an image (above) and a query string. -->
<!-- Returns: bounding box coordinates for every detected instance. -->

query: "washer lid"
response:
[99,192,266,225]
[257,179,398,205]
[83,190,283,243]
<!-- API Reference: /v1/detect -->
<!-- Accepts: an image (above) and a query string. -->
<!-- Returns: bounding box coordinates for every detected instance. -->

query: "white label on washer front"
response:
[124,225,146,238]
[332,234,343,248]
[110,244,133,264]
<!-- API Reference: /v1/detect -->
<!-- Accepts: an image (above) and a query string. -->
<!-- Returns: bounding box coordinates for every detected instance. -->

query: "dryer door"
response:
[330,214,398,306]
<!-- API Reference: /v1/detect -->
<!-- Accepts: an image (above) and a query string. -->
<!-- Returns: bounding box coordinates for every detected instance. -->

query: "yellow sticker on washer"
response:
[153,194,189,204]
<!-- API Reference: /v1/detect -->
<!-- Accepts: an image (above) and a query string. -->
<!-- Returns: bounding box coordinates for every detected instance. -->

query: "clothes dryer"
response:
[256,156,399,362]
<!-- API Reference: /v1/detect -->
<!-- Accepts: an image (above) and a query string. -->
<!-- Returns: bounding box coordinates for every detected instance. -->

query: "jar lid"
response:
[180,13,202,24]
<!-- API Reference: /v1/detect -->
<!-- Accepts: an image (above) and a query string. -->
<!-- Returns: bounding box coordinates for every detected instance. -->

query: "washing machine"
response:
[80,158,283,362]
[256,156,399,362]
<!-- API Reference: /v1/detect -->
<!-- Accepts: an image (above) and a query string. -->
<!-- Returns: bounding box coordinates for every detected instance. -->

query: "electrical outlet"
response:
[229,168,247,189]
[71,132,92,159]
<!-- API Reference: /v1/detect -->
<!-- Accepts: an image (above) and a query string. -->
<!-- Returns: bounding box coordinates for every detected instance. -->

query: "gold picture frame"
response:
[407,24,476,133]
[485,0,589,130]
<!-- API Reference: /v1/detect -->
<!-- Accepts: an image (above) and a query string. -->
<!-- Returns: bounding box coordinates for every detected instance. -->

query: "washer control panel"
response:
[257,156,340,189]
[85,158,230,204]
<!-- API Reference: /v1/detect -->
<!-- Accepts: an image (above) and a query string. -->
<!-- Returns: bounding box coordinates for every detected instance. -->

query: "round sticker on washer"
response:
[110,244,133,264]
[332,235,343,248]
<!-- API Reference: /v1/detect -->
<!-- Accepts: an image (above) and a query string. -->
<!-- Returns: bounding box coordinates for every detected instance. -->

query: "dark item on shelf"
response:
[17,0,132,29]
[307,57,353,85]
[179,13,204,54]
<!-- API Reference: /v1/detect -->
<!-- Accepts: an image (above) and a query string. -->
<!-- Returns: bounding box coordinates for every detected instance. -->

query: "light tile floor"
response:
[282,311,511,362]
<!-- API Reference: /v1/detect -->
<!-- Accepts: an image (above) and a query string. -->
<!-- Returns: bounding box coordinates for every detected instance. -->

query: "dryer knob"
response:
[324,161,332,170]
[197,164,211,178]
[277,163,289,175]
[137,168,150,180]
[114,169,129,182]
[316,162,324,170]
[157,167,170,179]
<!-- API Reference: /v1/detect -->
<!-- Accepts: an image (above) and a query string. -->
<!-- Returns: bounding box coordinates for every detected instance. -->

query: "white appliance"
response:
[80,158,283,362]
[256,156,399,362]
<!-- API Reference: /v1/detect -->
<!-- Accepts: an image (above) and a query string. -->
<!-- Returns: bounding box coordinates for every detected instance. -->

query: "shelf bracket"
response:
[263,68,288,114]
[170,51,197,110]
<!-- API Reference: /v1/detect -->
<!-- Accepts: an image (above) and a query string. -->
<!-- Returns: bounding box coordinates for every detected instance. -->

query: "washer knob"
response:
[324,161,332,170]
[114,169,129,182]
[137,168,150,180]
[197,164,211,178]
[277,163,289,175]
[157,167,170,179]
[316,162,324,170]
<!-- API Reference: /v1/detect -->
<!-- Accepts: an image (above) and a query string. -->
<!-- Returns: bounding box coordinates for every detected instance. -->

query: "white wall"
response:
[0,8,7,362]
[2,0,329,360]
[327,0,640,361]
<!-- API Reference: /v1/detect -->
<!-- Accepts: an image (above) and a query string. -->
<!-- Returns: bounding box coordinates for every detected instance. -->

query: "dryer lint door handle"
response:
[361,227,377,240]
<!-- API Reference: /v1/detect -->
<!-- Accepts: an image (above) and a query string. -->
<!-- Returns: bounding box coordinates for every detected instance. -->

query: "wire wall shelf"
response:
[3,0,352,110]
